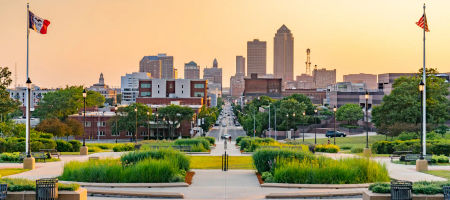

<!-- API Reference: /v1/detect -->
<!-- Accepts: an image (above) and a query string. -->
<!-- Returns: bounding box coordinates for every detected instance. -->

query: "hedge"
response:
[314,144,340,153]
[370,181,450,194]
[372,139,450,155]
[252,148,314,173]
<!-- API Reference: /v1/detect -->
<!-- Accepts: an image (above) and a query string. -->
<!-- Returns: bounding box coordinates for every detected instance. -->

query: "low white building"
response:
[121,72,151,105]
[8,86,56,108]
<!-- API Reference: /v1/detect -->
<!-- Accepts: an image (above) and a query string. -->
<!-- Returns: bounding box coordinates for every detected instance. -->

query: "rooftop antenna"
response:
[305,49,311,75]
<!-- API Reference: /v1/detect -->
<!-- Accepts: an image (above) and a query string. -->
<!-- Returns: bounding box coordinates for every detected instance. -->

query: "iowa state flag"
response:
[29,11,50,34]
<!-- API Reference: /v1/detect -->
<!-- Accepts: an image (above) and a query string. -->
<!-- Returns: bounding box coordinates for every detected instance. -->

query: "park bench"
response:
[134,144,142,150]
[390,151,412,161]
[40,149,60,159]
[403,154,432,164]
[19,152,48,162]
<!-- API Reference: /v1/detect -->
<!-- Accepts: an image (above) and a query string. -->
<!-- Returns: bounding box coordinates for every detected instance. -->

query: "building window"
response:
[97,121,106,127]
[141,131,148,136]
[181,91,184,94]
[97,131,105,136]
[126,131,133,136]
[194,84,204,88]
[141,83,151,88]
[141,91,151,97]
[194,92,204,97]
[85,122,91,127]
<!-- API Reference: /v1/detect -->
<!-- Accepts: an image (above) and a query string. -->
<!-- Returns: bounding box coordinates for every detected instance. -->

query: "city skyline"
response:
[1,0,450,89]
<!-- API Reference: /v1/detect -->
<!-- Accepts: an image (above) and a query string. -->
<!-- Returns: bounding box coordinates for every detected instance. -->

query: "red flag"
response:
[416,14,429,32]
[29,11,50,34]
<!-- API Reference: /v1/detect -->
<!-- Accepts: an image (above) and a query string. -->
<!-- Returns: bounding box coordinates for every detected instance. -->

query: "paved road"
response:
[208,103,246,142]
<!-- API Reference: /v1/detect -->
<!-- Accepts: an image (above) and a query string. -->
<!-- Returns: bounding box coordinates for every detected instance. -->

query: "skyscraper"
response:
[236,56,245,76]
[203,58,223,96]
[247,39,266,76]
[274,25,294,82]
[184,61,200,79]
[139,54,174,79]
[313,68,336,89]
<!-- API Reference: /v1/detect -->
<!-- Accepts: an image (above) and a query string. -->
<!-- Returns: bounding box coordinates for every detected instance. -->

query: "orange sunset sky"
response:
[1,0,450,89]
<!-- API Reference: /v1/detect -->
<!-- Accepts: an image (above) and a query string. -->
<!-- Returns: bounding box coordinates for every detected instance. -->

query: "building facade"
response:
[326,82,383,108]
[8,86,55,108]
[313,68,336,89]
[378,73,416,95]
[273,25,294,82]
[236,56,245,76]
[121,72,151,105]
[139,54,174,79]
[243,74,282,99]
[230,74,245,97]
[247,39,266,76]
[282,89,326,105]
[203,58,222,96]
[88,73,118,105]
[184,61,200,79]
[343,73,378,90]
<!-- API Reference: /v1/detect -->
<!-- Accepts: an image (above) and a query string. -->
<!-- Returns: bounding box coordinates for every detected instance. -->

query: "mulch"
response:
[255,172,264,185]
[185,171,195,185]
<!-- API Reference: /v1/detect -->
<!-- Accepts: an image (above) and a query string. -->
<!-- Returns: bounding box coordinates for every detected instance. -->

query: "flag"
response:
[416,14,429,32]
[29,11,50,34]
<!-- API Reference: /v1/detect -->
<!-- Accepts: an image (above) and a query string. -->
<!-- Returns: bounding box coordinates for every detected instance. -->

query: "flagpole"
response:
[26,2,30,157]
[422,3,427,158]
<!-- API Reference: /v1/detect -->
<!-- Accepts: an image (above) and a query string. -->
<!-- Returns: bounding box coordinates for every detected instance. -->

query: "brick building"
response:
[243,74,282,100]
[282,89,326,105]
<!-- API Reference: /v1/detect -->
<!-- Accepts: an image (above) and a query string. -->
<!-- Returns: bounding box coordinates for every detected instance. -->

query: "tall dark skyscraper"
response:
[247,39,266,76]
[274,25,294,82]
[184,61,200,79]
[236,56,245,76]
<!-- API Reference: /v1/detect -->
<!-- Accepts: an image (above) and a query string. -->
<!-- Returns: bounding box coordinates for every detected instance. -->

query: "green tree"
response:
[64,118,83,140]
[198,105,218,133]
[157,105,194,138]
[283,94,315,114]
[277,98,307,131]
[336,104,363,125]
[0,67,20,120]
[110,103,152,140]
[372,68,450,136]
[34,86,105,120]
[35,118,70,138]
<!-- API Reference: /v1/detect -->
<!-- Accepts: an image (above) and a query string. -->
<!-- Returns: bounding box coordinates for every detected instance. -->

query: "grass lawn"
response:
[190,156,254,169]
[425,170,450,179]
[300,135,386,149]
[0,168,30,176]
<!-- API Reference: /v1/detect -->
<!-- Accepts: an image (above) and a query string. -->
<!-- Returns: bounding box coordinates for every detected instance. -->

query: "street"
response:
[207,102,247,142]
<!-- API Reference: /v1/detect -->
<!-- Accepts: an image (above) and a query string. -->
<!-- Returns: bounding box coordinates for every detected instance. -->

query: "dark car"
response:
[325,130,346,137]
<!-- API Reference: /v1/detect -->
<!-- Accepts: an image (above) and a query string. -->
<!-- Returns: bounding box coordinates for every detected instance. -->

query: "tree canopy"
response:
[34,86,105,120]
[336,104,364,125]
[157,104,194,138]
[0,67,20,119]
[110,103,152,137]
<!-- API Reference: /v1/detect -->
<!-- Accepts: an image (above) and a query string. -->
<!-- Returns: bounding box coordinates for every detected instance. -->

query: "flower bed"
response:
[254,148,390,184]
[60,149,190,183]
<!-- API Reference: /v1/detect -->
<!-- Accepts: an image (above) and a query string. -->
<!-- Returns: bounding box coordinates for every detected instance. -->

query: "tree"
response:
[283,94,315,115]
[336,104,363,125]
[372,68,450,136]
[277,98,307,131]
[110,103,152,139]
[157,105,194,138]
[0,67,20,119]
[35,118,70,137]
[34,86,105,120]
[198,105,218,133]
[64,118,83,139]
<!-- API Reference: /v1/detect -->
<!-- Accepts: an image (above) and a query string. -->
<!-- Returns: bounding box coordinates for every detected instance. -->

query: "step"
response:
[87,189,184,198]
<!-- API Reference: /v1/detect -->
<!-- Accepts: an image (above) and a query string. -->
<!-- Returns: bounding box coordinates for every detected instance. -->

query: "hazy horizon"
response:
[1,0,450,89]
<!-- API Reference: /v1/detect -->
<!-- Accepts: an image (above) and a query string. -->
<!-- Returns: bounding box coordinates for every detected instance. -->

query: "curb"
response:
[266,189,364,199]
[87,189,184,198]
[59,181,189,188]
[261,183,370,189]
[186,152,211,155]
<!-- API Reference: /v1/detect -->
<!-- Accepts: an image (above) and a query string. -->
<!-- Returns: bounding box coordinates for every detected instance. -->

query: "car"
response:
[221,134,231,139]
[325,130,346,137]
[222,123,227,127]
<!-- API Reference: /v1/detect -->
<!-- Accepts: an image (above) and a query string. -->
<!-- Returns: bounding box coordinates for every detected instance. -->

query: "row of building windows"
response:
[96,131,150,136]
[194,84,204,88]
[84,121,106,127]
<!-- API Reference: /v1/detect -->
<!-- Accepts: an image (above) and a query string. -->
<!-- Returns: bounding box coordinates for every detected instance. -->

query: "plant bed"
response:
[7,188,87,200]
[256,172,264,184]
[363,190,444,200]
[369,181,450,195]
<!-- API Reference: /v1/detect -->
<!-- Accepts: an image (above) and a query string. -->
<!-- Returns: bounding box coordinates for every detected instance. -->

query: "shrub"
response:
[56,140,73,152]
[33,138,57,150]
[252,148,314,173]
[88,143,115,150]
[431,155,449,163]
[369,182,390,193]
[340,145,352,150]
[174,138,210,150]
[239,137,276,152]
[0,152,21,162]
[120,149,190,171]
[351,147,364,153]
[88,146,101,153]
[190,144,207,152]
[261,172,273,183]
[203,137,215,145]
[272,157,390,184]
[315,144,340,153]
[372,139,450,155]
[369,181,450,195]
[0,178,79,191]
[38,133,53,139]
[69,140,81,152]
[236,136,250,145]
[397,132,419,141]
[113,143,135,152]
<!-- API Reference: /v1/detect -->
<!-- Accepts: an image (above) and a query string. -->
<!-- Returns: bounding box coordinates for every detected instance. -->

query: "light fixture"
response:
[26,78,32,89]
[419,81,424,92]
[333,106,337,112]
[314,109,318,113]
[365,91,369,100]
[302,112,305,116]
[82,89,87,98]
[114,105,118,111]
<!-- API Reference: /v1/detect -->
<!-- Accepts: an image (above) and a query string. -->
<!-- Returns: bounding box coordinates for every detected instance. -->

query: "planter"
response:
[363,190,444,200]
[6,188,87,200]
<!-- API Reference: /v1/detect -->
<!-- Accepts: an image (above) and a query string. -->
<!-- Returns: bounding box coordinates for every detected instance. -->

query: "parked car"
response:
[221,134,231,139]
[325,130,346,137]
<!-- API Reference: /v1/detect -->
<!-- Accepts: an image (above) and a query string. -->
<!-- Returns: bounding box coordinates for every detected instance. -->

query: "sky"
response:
[1,0,450,89]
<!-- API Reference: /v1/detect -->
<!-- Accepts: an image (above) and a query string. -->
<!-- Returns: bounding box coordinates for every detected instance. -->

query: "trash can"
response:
[443,186,450,200]
[0,184,7,200]
[36,178,58,200]
[390,180,412,200]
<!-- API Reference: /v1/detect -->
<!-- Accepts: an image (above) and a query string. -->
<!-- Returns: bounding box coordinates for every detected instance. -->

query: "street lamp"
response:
[134,107,137,143]
[156,113,159,140]
[419,81,425,160]
[147,111,150,140]
[333,106,337,145]
[314,109,318,144]
[302,112,305,142]
[253,109,256,138]
[23,78,35,169]
[114,105,118,143]
[79,89,89,155]
[365,91,369,149]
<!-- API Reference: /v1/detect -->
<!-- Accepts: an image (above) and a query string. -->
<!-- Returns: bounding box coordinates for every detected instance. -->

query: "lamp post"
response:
[314,109,318,144]
[79,89,88,155]
[419,81,425,160]
[115,105,118,143]
[23,78,35,169]
[156,113,159,140]
[147,111,150,140]
[134,107,137,143]
[292,113,296,140]
[302,112,305,142]
[274,106,277,141]
[333,106,337,145]
[253,109,256,138]
[365,91,369,149]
